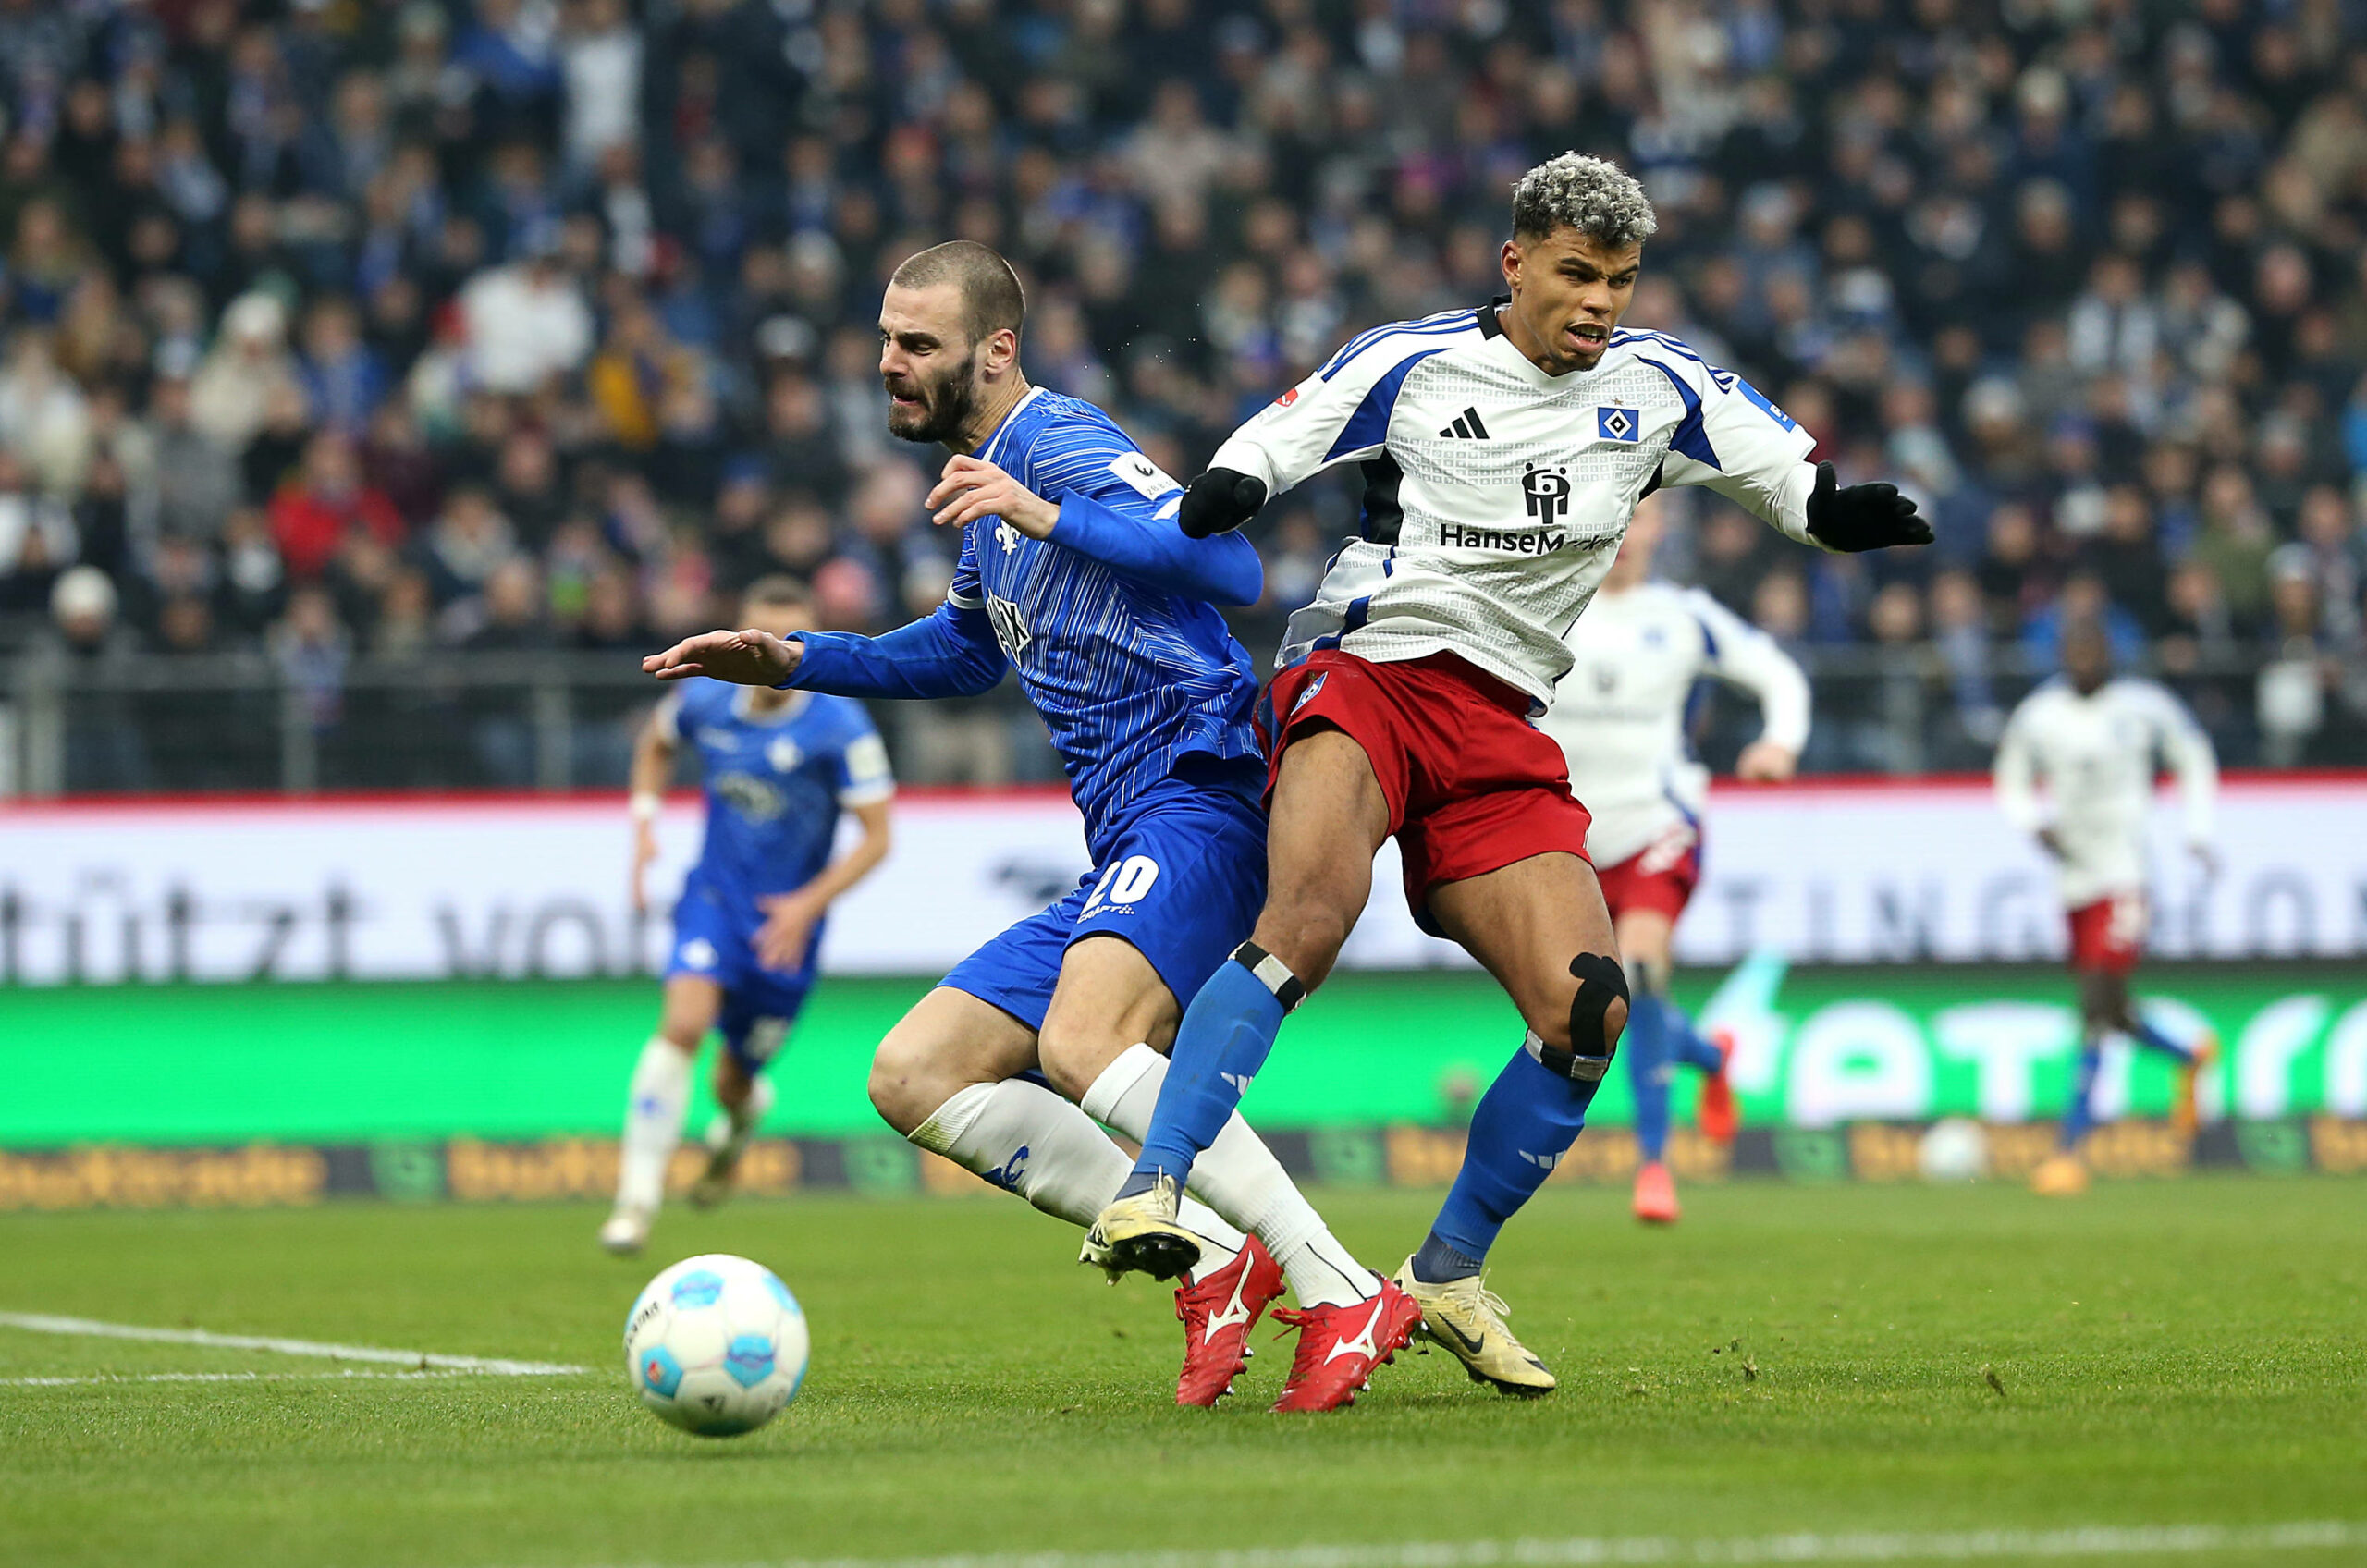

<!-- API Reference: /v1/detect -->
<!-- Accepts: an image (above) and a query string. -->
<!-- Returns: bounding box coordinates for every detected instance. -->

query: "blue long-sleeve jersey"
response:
[787,387,1266,856]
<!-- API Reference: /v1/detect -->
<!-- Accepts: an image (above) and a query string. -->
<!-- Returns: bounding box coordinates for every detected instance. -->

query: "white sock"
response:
[617,1036,693,1215]
[911,1078,1243,1273]
[1085,1044,1373,1308]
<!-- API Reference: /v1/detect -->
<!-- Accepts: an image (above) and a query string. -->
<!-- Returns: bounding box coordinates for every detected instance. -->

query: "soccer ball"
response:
[1917,1117,1991,1182]
[624,1254,809,1437]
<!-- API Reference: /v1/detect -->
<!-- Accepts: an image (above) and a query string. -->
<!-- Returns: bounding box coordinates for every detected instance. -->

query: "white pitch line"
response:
[625,1522,2367,1568]
[0,1311,585,1376]
[2,1369,488,1389]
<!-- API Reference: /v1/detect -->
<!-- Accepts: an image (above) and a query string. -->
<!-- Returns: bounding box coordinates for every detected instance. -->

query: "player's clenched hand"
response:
[1178,468,1267,538]
[1804,461,1932,552]
[754,889,826,972]
[928,455,1058,538]
[1735,741,1798,782]
[643,628,801,685]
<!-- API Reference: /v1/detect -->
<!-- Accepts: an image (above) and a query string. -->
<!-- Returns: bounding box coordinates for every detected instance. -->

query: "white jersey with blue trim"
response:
[1993,676,2217,907]
[956,386,1264,843]
[1210,305,1825,708]
[1538,582,1811,869]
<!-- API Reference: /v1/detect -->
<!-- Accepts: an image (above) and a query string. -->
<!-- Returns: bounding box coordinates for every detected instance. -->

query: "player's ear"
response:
[1500,238,1522,292]
[984,326,1020,378]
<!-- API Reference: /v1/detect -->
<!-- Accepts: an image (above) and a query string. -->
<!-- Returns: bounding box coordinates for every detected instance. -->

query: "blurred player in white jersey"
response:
[603,577,895,1254]
[1086,153,1928,1406]
[1539,498,1809,1224]
[1994,619,2220,1195]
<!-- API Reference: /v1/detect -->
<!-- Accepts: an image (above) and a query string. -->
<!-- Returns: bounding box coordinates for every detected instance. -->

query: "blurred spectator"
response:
[190,293,300,454]
[31,566,149,790]
[459,232,592,395]
[0,448,75,614]
[267,432,403,581]
[147,363,241,543]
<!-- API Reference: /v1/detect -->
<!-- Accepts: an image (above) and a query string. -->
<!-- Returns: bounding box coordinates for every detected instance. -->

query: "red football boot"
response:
[1269,1276,1421,1413]
[1695,1028,1739,1145]
[1172,1235,1286,1407]
[1632,1158,1680,1224]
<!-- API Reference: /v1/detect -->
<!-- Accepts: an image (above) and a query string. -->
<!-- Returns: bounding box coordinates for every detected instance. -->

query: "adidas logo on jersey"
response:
[1438,406,1490,439]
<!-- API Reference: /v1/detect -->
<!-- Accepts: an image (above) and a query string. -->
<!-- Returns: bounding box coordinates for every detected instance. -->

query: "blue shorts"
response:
[940,784,1267,1031]
[665,879,817,1074]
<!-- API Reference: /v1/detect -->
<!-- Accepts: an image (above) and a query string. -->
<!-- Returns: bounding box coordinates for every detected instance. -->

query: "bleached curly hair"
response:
[1510,153,1658,249]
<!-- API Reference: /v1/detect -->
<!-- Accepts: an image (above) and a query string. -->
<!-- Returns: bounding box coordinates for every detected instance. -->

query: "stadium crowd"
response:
[1,0,2364,790]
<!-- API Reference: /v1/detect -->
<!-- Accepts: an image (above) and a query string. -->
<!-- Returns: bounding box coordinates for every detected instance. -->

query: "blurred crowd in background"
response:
[2,0,2365,791]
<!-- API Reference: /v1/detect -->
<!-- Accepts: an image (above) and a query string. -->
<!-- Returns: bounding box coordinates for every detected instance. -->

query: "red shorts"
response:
[1595,827,1702,922]
[1261,650,1593,932]
[2067,893,2145,974]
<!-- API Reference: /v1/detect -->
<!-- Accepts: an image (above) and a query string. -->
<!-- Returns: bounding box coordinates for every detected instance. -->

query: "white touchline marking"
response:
[1,1370,494,1388]
[588,1522,2367,1568]
[0,1312,585,1377]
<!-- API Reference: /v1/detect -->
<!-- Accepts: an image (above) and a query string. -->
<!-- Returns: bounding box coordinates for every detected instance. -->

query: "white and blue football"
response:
[624,1254,809,1437]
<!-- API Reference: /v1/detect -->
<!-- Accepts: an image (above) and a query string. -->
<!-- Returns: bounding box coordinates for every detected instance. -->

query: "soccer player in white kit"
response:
[1085,153,1929,1407]
[1539,497,1809,1224]
[1993,619,2220,1195]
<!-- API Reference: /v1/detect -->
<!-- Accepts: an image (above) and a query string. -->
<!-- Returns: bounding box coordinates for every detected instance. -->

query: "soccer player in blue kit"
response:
[644,243,1378,1408]
[601,576,896,1256]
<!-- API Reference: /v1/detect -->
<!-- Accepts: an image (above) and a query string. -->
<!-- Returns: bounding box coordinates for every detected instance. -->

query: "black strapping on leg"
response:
[1231,939,1307,1015]
[1534,953,1629,1083]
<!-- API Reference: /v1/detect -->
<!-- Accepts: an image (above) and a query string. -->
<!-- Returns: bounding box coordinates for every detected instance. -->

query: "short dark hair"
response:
[742,573,812,612]
[889,240,1026,347]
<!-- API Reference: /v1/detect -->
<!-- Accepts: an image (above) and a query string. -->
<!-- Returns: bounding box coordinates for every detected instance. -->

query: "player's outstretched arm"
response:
[1803,460,1933,552]
[789,603,1006,700]
[643,629,800,685]
[931,450,1263,605]
[1052,489,1263,605]
[1648,353,1930,553]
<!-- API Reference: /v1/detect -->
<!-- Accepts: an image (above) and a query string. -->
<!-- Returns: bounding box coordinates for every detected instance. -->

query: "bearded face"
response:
[883,343,981,446]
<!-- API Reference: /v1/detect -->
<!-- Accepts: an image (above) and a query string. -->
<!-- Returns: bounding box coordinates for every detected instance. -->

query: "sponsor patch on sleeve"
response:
[1108,451,1182,502]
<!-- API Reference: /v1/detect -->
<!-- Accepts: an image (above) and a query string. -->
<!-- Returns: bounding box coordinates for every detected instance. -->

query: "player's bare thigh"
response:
[1428,851,1625,1054]
[1250,728,1391,990]
[1035,933,1184,1101]
[656,974,725,1053]
[866,985,1041,1135]
[1614,908,1674,975]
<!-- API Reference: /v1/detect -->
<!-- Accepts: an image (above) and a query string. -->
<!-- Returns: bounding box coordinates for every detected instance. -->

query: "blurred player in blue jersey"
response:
[601,576,895,1256]
[644,243,1375,1409]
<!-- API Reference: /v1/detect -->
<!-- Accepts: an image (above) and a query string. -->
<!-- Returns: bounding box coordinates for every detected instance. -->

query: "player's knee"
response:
[1034,1021,1110,1102]
[866,1035,942,1137]
[1251,902,1350,992]
[1529,953,1629,1083]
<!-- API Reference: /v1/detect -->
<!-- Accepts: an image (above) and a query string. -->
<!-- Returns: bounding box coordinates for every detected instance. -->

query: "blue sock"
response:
[2060,1044,2103,1150]
[2129,1017,2194,1063]
[1626,991,1672,1164]
[1667,1010,1724,1075]
[1119,951,1288,1198]
[1417,1040,1602,1279]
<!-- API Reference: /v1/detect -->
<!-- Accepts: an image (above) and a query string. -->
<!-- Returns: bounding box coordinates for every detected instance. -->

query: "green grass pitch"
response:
[4,1178,2362,1568]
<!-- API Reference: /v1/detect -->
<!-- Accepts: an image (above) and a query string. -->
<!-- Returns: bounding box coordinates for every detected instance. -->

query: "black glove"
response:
[1177,468,1269,539]
[1803,460,1932,552]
